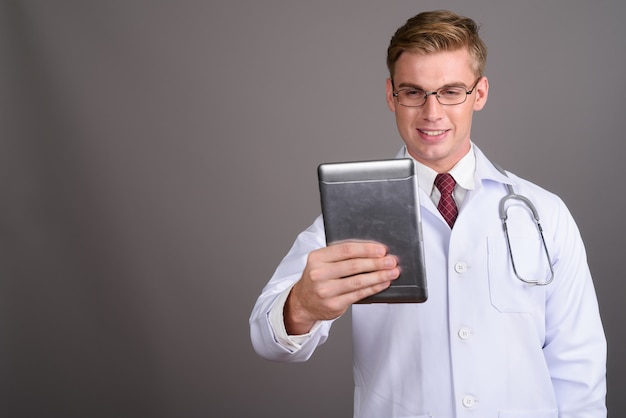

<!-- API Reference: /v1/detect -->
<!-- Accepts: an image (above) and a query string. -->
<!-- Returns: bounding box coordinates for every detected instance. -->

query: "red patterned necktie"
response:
[435,173,458,228]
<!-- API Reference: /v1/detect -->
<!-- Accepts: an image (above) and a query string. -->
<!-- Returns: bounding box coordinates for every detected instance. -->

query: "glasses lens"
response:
[437,87,467,105]
[396,88,425,106]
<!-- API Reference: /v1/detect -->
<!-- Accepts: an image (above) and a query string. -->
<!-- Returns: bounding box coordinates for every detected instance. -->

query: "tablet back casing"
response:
[318,158,427,303]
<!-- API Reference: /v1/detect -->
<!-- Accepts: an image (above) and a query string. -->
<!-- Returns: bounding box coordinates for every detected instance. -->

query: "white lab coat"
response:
[250,145,607,418]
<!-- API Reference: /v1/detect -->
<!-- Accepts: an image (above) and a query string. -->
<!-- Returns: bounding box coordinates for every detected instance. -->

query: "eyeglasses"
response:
[392,78,481,107]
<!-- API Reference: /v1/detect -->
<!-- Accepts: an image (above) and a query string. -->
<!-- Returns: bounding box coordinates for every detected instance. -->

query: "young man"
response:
[250,10,606,417]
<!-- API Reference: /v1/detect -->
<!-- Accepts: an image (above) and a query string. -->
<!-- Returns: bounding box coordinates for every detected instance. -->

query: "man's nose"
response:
[422,93,444,120]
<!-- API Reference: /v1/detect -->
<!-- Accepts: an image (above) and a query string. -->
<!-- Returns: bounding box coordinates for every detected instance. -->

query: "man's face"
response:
[385,48,488,173]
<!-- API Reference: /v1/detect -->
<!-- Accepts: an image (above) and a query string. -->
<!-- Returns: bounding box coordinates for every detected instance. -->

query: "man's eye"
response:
[404,89,423,98]
[440,88,463,97]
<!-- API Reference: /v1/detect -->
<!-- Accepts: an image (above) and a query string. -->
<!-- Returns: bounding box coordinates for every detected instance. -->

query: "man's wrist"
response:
[283,288,316,335]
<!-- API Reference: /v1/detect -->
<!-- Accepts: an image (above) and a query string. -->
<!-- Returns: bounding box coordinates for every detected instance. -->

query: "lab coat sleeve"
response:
[543,198,607,417]
[249,215,334,362]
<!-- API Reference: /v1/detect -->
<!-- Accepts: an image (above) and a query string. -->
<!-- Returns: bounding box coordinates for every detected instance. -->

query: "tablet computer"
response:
[318,158,427,303]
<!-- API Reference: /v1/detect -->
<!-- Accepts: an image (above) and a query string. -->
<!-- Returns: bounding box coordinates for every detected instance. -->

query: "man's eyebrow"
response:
[396,82,423,90]
[396,81,468,90]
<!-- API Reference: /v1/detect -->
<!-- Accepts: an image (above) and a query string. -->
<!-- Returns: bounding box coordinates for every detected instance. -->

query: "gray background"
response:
[1,0,624,417]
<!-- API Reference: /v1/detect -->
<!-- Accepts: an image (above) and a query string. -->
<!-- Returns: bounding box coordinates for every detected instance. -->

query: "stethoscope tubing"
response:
[495,166,555,286]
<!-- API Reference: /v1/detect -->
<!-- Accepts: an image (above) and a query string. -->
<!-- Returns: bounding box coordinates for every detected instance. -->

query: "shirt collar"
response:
[402,143,476,194]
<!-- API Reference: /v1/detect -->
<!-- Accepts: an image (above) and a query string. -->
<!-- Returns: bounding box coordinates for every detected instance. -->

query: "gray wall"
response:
[1,1,624,417]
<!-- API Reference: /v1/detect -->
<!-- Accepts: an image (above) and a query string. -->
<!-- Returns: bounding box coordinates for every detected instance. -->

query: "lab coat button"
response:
[454,262,468,274]
[458,327,472,340]
[462,395,476,408]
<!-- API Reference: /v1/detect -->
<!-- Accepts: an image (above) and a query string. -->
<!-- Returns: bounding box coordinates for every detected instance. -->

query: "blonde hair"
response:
[387,10,487,79]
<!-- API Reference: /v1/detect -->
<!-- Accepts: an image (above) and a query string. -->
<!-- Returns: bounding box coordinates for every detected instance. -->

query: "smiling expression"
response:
[386,48,489,173]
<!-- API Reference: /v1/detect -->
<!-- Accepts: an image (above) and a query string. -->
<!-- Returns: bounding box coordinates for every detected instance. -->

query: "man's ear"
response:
[473,76,489,111]
[386,78,397,112]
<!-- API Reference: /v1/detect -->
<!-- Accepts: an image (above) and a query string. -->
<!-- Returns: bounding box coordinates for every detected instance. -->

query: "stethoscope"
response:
[494,164,554,286]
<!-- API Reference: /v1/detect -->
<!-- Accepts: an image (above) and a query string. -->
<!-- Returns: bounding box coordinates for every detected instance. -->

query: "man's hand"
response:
[284,241,399,335]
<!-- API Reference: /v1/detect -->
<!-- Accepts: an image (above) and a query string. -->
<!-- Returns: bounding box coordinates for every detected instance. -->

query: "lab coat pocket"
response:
[487,235,547,313]
[498,408,557,417]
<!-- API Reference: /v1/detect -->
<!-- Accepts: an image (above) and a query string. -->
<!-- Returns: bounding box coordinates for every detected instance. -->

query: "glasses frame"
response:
[392,77,482,108]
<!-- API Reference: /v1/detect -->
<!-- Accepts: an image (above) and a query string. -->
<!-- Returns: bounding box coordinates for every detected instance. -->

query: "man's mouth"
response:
[418,129,448,136]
